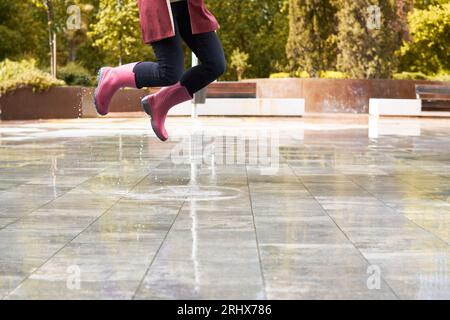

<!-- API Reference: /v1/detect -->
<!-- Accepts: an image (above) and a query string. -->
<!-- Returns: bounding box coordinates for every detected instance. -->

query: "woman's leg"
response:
[177,26,226,96]
[133,33,185,89]
[94,30,184,116]
[141,1,226,141]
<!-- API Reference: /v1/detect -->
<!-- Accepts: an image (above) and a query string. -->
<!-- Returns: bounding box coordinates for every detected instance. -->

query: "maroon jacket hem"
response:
[137,0,219,44]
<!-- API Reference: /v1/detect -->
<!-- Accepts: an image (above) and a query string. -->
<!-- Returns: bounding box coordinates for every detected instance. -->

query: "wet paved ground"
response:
[0,116,449,300]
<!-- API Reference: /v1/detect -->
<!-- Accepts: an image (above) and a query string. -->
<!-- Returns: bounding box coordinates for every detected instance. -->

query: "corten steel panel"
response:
[254,78,304,99]
[0,86,82,120]
[256,78,450,113]
[108,88,149,113]
[369,79,448,99]
[303,79,371,113]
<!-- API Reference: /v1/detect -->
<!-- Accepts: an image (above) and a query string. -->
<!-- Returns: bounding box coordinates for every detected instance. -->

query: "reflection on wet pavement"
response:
[0,116,449,299]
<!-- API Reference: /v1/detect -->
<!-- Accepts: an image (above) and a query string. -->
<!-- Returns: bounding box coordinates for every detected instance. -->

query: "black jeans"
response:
[133,0,226,96]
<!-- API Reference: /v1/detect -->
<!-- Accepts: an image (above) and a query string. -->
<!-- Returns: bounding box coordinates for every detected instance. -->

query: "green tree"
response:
[30,0,65,77]
[230,48,251,81]
[334,0,401,79]
[29,0,100,76]
[286,0,337,78]
[414,0,449,10]
[62,1,107,74]
[206,0,289,80]
[2,0,290,80]
[394,0,414,41]
[397,2,450,74]
[89,0,149,66]
[0,1,48,63]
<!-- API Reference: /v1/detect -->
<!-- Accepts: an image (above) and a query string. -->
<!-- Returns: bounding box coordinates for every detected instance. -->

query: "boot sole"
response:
[94,68,108,116]
[141,96,168,142]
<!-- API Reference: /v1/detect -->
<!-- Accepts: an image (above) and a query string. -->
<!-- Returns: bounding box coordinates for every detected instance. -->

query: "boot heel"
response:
[142,96,167,142]
[141,96,152,117]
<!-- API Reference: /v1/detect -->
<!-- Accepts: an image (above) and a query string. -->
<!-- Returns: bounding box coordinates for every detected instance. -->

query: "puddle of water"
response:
[112,186,241,202]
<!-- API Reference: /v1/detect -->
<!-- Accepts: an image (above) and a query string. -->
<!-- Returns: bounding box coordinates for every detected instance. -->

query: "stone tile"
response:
[7,279,141,300]
[0,217,16,229]
[255,216,349,245]
[155,229,259,262]
[135,259,265,300]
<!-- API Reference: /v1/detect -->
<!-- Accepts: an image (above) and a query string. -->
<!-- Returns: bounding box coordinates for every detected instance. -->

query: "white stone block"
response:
[369,99,422,117]
[168,99,305,116]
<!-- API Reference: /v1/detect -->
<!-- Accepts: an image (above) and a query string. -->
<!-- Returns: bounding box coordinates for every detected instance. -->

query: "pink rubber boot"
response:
[141,82,192,141]
[94,62,138,116]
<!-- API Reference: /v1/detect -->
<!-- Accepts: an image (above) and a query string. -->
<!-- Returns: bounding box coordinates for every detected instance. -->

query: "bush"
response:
[429,72,450,82]
[292,70,310,78]
[392,71,450,81]
[319,71,348,79]
[57,62,94,86]
[270,71,348,79]
[0,59,64,95]
[392,72,429,80]
[269,72,291,79]
[230,48,251,81]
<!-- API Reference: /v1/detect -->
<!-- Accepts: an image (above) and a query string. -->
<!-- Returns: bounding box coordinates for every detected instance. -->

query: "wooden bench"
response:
[206,82,257,99]
[416,84,450,112]
[149,81,257,99]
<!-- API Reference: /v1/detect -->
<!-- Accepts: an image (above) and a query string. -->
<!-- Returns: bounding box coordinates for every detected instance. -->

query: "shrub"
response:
[230,48,251,81]
[270,71,348,79]
[57,62,94,86]
[392,71,450,81]
[292,70,310,78]
[429,72,450,82]
[0,59,64,95]
[392,72,429,80]
[269,72,291,79]
[319,71,348,79]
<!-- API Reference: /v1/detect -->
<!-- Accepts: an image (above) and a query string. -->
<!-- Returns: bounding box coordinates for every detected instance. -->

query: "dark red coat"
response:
[137,0,220,44]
